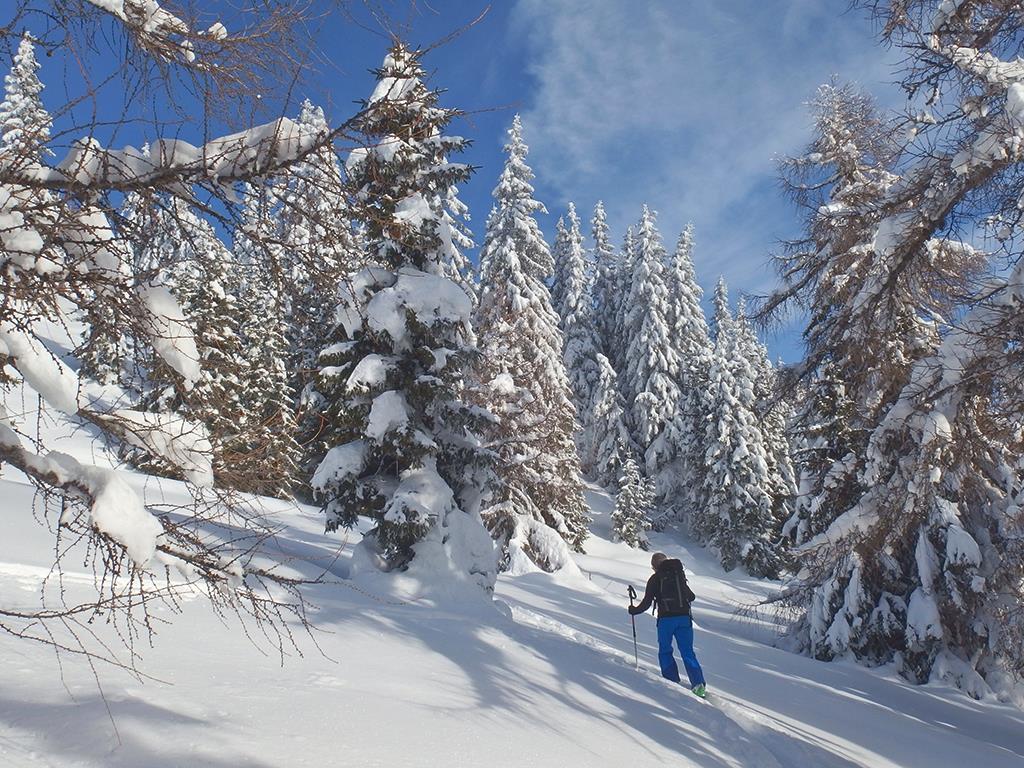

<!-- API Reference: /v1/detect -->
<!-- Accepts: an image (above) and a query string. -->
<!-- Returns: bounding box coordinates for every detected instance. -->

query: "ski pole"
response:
[627,584,639,670]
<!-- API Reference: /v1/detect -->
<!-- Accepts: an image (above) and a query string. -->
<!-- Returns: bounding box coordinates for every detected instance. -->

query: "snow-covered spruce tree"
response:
[610,224,637,385]
[435,167,476,301]
[166,200,248,480]
[0,31,51,167]
[695,279,781,578]
[621,206,682,494]
[413,98,475,301]
[230,185,301,497]
[709,275,733,343]
[761,6,1024,697]
[587,352,633,489]
[261,99,361,488]
[272,99,357,405]
[660,224,714,517]
[666,225,710,358]
[473,115,589,571]
[735,300,796,548]
[551,202,603,472]
[0,31,69,387]
[78,300,128,386]
[117,186,179,400]
[612,452,654,549]
[311,43,495,587]
[118,197,251,484]
[590,201,620,361]
[123,199,203,424]
[549,215,570,320]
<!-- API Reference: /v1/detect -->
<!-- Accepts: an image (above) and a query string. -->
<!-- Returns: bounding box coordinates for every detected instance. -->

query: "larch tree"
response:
[310,43,495,590]
[761,3,1024,697]
[0,0,362,662]
[473,114,589,572]
[768,81,895,550]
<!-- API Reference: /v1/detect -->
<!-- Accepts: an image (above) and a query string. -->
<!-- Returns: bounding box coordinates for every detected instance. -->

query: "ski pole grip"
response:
[627,585,637,603]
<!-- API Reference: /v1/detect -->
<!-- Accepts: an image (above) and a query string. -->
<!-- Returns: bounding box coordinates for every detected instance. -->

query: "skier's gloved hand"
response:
[628,605,641,615]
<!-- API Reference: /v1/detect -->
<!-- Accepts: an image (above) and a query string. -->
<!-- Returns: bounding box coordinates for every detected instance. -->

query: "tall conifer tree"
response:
[235,185,300,497]
[695,280,781,577]
[660,224,714,514]
[621,206,681,489]
[587,353,633,489]
[473,115,589,571]
[552,202,602,472]
[311,44,495,588]
[272,99,356,401]
[589,201,619,361]
[611,225,637,385]
[0,32,50,166]
[612,453,654,549]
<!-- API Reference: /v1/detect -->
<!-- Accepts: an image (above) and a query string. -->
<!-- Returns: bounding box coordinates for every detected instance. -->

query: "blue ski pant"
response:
[657,615,705,688]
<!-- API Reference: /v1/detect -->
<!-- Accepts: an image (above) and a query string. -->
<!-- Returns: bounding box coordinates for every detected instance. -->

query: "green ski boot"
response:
[692,684,707,699]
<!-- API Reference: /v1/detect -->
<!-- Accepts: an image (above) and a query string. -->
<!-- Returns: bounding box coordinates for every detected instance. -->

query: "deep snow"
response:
[1,422,1023,767]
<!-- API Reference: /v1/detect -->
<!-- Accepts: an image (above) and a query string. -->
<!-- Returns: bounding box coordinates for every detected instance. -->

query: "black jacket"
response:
[629,559,695,618]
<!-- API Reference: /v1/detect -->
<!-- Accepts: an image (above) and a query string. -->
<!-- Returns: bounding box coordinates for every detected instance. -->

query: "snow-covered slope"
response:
[1,446,1023,767]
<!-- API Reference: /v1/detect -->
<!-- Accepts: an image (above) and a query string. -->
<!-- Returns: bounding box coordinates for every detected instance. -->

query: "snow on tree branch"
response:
[0,410,162,565]
[81,0,226,66]
[8,117,328,195]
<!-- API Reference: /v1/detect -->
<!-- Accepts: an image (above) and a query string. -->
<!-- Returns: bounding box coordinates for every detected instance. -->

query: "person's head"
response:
[650,552,668,571]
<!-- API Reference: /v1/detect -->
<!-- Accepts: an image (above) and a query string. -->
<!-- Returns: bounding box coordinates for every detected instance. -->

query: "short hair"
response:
[651,552,668,569]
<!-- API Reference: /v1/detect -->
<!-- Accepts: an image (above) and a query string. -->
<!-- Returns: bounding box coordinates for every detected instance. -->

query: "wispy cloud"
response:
[510,0,899,357]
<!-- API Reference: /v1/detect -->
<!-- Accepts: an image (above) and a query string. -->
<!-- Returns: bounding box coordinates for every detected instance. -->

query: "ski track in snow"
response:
[510,603,789,768]
[0,562,94,588]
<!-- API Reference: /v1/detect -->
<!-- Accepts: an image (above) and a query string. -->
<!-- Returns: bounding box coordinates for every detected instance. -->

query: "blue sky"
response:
[18,1,900,362]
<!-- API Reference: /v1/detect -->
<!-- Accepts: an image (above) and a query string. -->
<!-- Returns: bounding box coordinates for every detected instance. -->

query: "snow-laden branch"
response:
[0,411,163,565]
[42,117,325,193]
[0,315,213,486]
[81,0,227,65]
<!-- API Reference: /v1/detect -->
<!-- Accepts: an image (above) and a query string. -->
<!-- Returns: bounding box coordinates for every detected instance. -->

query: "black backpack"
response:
[656,561,695,615]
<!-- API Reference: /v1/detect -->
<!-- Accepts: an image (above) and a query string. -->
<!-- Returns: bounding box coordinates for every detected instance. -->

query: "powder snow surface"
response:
[1,429,1023,767]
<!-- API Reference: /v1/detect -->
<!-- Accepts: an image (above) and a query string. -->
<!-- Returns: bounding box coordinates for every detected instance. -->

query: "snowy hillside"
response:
[2,458,1022,767]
